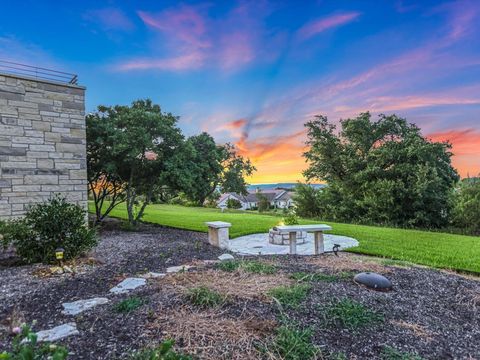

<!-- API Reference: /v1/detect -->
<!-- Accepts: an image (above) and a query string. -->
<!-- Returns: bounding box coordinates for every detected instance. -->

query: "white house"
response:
[217,189,294,210]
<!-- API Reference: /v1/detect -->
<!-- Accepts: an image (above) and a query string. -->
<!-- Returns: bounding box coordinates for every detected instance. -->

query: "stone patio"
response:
[226,233,359,255]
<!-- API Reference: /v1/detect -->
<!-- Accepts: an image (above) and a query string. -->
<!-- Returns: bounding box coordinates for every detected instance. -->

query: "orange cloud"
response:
[235,131,307,183]
[427,129,480,177]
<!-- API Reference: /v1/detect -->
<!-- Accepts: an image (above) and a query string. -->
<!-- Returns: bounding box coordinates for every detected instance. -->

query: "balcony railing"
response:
[0,60,78,85]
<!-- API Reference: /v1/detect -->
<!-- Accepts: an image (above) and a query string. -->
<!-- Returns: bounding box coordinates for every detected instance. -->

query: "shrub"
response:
[283,210,299,225]
[226,198,242,209]
[268,284,311,309]
[186,286,226,308]
[0,219,31,251]
[130,339,192,360]
[0,324,68,360]
[292,183,323,219]
[8,195,97,264]
[452,178,480,234]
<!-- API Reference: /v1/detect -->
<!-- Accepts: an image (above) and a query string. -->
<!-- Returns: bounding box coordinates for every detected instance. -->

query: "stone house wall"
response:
[0,72,87,219]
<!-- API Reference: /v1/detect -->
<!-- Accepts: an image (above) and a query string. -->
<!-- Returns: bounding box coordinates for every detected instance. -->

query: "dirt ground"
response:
[1,222,479,359]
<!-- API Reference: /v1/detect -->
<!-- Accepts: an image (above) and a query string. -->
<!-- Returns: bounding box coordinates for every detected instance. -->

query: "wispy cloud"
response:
[297,12,361,40]
[115,2,280,73]
[84,8,135,32]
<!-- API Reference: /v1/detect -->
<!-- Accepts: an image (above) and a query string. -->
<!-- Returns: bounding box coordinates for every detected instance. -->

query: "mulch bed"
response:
[0,221,479,359]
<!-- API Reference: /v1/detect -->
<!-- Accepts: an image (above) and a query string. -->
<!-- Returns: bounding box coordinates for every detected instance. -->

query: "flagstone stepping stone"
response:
[218,253,234,261]
[62,297,110,316]
[36,323,79,342]
[142,272,166,279]
[166,265,194,273]
[354,272,393,291]
[109,277,146,294]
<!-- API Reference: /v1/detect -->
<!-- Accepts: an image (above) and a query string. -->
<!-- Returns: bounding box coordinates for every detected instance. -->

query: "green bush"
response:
[452,179,480,234]
[0,219,31,250]
[226,198,242,209]
[0,324,68,360]
[283,210,299,225]
[6,195,97,264]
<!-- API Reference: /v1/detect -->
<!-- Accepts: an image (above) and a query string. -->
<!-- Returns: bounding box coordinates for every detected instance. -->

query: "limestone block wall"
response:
[0,72,87,219]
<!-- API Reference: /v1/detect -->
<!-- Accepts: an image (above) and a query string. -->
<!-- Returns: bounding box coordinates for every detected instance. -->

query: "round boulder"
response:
[354,272,392,291]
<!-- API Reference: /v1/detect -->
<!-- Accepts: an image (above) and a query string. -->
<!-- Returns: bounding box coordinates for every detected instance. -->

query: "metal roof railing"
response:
[0,60,78,85]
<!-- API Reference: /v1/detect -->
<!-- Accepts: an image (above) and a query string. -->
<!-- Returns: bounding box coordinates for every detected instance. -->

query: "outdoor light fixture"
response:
[55,247,65,261]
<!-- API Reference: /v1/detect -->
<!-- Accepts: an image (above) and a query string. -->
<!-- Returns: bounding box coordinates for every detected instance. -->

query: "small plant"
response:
[283,210,299,225]
[322,298,383,331]
[5,195,97,264]
[266,324,319,360]
[216,260,242,272]
[186,286,226,308]
[290,271,353,282]
[381,346,424,360]
[216,260,277,274]
[242,260,277,274]
[130,339,192,360]
[268,284,311,309]
[114,296,145,313]
[0,324,69,359]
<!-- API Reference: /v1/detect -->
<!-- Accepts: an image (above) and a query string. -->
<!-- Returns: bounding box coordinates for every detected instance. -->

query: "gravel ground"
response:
[0,222,479,359]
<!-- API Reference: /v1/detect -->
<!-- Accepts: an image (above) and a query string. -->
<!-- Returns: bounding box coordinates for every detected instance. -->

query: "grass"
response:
[185,286,226,308]
[216,259,277,274]
[268,284,311,309]
[90,202,480,273]
[290,271,354,283]
[130,339,192,360]
[381,346,424,360]
[265,324,319,360]
[322,298,384,331]
[114,296,145,313]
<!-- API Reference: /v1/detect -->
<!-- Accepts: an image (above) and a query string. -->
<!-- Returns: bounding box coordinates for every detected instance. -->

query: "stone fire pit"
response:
[269,228,307,245]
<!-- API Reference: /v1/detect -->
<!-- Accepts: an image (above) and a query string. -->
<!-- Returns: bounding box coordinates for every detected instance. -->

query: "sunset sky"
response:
[1,0,479,183]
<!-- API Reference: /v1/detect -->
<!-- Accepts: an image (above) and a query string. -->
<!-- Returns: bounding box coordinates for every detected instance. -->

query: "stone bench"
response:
[205,221,232,249]
[273,224,332,255]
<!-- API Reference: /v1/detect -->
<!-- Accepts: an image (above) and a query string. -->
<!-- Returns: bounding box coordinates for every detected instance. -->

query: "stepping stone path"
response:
[218,253,234,261]
[36,323,79,342]
[166,265,194,273]
[109,277,147,294]
[62,297,110,316]
[33,262,211,343]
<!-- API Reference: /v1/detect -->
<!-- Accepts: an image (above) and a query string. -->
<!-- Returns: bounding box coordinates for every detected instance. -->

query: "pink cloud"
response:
[116,52,206,71]
[298,12,361,40]
[84,8,134,31]
[116,2,281,73]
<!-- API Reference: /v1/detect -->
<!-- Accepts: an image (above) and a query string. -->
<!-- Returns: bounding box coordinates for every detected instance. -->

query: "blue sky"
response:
[1,0,479,182]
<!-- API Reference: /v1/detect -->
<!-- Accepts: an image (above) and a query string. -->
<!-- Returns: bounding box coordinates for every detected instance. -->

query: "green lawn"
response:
[90,202,480,274]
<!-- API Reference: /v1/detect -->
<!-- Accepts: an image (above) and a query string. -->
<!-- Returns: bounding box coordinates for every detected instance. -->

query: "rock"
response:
[142,272,166,279]
[109,277,146,294]
[218,253,234,261]
[354,272,393,291]
[36,323,79,342]
[166,265,194,273]
[62,297,110,316]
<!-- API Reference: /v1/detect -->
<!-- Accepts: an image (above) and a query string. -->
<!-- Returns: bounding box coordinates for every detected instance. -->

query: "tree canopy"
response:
[303,112,459,227]
[87,100,255,224]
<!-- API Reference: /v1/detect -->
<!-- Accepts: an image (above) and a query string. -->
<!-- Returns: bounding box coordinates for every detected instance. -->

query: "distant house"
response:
[217,189,294,210]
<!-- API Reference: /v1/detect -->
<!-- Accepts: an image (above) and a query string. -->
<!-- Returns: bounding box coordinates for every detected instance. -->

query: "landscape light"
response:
[55,247,65,261]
